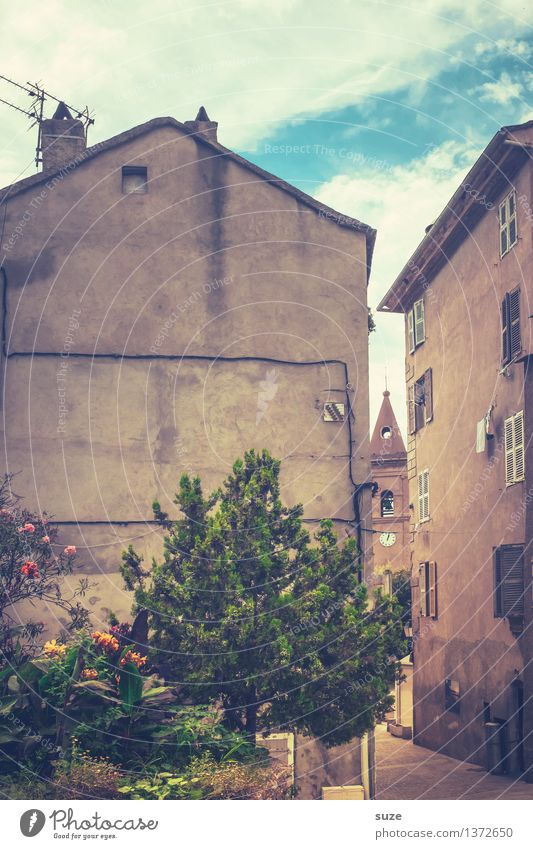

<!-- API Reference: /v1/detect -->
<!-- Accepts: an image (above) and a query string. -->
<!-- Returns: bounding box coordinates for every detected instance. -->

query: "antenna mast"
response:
[0,74,95,167]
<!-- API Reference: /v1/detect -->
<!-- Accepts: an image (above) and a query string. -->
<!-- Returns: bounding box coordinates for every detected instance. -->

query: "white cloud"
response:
[0,0,532,172]
[475,71,524,104]
[314,140,479,434]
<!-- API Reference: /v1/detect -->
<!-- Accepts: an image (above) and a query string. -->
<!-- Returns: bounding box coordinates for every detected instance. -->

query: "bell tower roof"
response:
[370,389,406,462]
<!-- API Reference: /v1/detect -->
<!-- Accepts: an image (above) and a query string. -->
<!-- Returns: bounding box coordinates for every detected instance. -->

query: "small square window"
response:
[122,166,148,194]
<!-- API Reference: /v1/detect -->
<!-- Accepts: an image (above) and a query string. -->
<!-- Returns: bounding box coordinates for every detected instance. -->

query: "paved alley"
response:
[375,723,533,800]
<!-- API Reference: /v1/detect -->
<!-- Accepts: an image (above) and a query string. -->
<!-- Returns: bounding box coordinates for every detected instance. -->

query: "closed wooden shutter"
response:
[428,561,437,618]
[419,562,427,616]
[408,309,415,354]
[505,411,525,485]
[494,545,524,621]
[502,548,524,616]
[414,299,425,346]
[501,295,510,364]
[509,288,521,359]
[418,469,429,521]
[408,384,416,434]
[514,410,525,482]
[424,368,433,423]
[504,415,515,485]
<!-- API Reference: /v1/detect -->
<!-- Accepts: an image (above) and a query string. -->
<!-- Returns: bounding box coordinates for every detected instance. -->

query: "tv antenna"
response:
[0,74,95,168]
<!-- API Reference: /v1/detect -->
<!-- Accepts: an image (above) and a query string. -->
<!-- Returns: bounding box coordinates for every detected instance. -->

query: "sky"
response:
[1,0,533,435]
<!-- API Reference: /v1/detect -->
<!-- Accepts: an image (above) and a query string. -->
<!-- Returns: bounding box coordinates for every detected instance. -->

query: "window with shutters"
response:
[419,560,437,618]
[408,368,433,434]
[380,490,394,517]
[501,287,521,365]
[494,544,524,633]
[408,298,425,353]
[417,470,430,522]
[504,411,524,486]
[499,190,517,258]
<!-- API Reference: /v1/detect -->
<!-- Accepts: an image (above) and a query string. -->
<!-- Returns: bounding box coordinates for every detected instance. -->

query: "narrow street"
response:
[375,723,533,800]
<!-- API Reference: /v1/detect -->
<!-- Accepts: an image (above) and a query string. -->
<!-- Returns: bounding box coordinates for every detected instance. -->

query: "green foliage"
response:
[392,570,412,629]
[124,449,406,745]
[118,753,290,800]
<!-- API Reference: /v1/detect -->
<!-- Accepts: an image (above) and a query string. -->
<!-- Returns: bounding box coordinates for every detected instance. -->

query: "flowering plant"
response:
[0,474,89,662]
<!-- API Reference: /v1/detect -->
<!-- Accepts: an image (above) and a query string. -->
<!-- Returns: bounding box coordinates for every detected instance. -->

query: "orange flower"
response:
[120,650,147,669]
[81,668,98,680]
[91,631,120,653]
[63,545,77,556]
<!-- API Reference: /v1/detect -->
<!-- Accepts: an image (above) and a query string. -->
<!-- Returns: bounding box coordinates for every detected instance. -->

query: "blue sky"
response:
[1,0,533,433]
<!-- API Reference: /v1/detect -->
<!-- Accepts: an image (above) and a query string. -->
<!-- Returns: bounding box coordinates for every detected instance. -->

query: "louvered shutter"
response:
[509,288,521,359]
[424,368,433,423]
[408,309,415,354]
[419,562,427,616]
[501,295,510,365]
[501,545,524,617]
[428,561,437,618]
[504,415,515,485]
[500,198,508,256]
[494,548,503,616]
[513,410,525,482]
[414,299,425,346]
[509,192,517,246]
[408,384,416,434]
[418,470,429,521]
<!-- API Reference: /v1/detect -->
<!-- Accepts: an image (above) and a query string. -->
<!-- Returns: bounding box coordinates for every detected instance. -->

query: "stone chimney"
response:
[40,102,86,172]
[183,106,218,142]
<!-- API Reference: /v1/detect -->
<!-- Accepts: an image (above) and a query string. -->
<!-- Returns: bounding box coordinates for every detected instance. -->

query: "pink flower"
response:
[42,535,50,544]
[17,523,35,533]
[63,545,77,556]
[21,560,39,579]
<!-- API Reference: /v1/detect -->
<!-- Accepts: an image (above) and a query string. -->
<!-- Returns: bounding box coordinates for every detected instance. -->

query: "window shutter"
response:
[504,415,515,485]
[501,545,524,617]
[408,309,415,354]
[414,299,425,345]
[424,368,433,423]
[509,192,517,246]
[408,384,416,434]
[418,469,429,521]
[514,410,525,482]
[428,561,437,618]
[419,562,427,617]
[494,547,503,616]
[509,287,521,359]
[501,294,510,365]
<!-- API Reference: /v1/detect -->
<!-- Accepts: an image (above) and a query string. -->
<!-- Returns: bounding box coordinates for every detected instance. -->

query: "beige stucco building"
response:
[379,119,533,780]
[0,105,376,797]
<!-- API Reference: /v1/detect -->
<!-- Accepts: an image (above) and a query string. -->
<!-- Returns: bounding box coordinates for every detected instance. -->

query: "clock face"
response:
[379,532,396,547]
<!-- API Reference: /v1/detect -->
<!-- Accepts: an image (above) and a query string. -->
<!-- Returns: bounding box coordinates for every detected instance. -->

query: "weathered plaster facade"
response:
[379,120,533,779]
[0,108,376,797]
